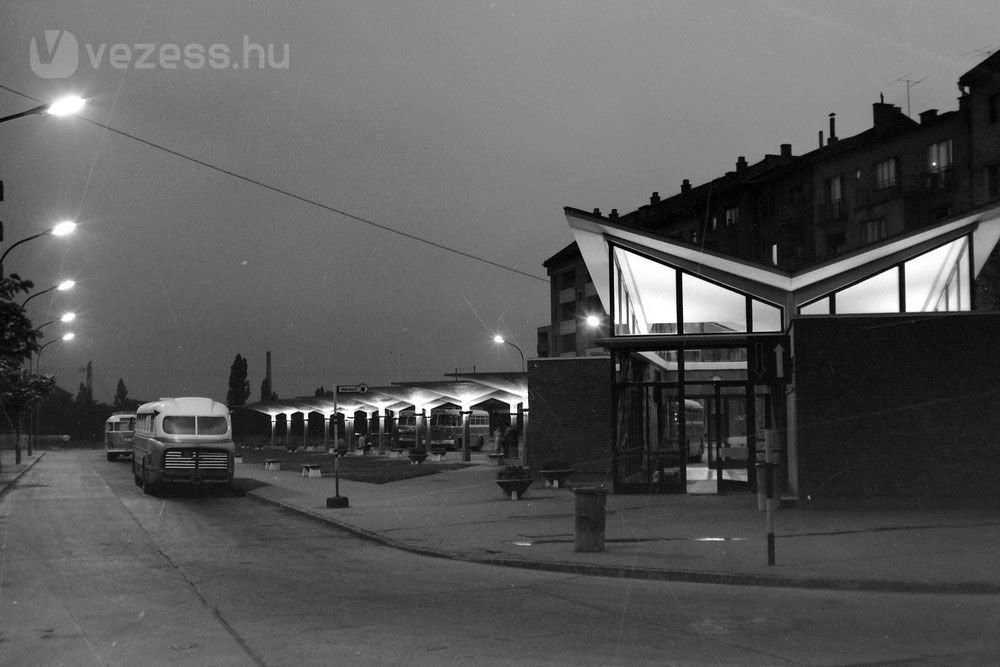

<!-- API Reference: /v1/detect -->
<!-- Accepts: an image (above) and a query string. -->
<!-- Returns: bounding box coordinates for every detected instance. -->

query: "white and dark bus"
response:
[131,397,235,494]
[104,411,136,461]
[395,408,491,450]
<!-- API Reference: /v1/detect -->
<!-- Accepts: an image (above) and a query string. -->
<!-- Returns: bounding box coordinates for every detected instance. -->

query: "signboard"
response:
[747,336,791,384]
[336,383,369,395]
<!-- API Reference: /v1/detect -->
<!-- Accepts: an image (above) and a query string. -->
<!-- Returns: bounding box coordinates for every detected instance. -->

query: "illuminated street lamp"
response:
[0,95,86,125]
[0,220,77,276]
[493,334,525,373]
[37,312,76,331]
[31,332,75,457]
[22,279,75,307]
[36,331,74,373]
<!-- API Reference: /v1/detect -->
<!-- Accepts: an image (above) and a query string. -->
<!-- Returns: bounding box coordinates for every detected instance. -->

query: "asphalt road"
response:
[1,450,999,666]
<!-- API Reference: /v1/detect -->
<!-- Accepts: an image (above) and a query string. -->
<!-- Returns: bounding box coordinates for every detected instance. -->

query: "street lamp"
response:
[22,279,75,307]
[0,95,86,125]
[493,335,525,373]
[36,332,74,374]
[0,220,77,276]
[37,312,76,331]
[31,332,75,457]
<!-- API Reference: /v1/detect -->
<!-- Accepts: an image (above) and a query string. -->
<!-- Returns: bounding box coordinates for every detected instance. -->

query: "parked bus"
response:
[429,408,490,451]
[104,411,136,461]
[394,408,491,450]
[132,397,235,494]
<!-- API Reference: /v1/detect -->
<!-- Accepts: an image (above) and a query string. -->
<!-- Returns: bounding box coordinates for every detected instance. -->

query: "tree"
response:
[227,354,251,406]
[0,274,39,362]
[113,378,129,409]
[0,359,55,465]
[260,375,277,402]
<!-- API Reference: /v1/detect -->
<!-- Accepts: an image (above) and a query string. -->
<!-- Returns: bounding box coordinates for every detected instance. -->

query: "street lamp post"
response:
[22,279,75,307]
[0,95,86,125]
[0,220,77,277]
[493,335,525,373]
[31,332,75,456]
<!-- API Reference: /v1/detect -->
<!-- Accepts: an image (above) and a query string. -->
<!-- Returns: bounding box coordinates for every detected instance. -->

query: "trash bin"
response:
[573,487,609,552]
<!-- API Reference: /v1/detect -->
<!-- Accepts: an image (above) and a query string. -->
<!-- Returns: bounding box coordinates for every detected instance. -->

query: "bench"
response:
[301,464,323,478]
[264,459,281,471]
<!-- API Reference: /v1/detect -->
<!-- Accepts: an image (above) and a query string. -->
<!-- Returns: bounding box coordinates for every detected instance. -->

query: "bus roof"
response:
[136,396,230,417]
[105,412,135,423]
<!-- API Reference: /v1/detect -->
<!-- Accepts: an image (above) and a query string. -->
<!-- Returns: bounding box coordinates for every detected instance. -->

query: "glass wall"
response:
[796,235,971,315]
[612,246,783,336]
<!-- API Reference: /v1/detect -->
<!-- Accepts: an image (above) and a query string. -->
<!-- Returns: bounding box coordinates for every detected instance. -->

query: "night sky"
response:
[0,1,996,403]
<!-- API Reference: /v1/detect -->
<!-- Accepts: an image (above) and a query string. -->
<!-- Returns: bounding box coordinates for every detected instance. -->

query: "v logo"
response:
[30,29,79,79]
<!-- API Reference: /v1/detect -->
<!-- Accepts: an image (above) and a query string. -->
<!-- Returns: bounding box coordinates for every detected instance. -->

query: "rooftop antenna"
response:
[887,74,927,117]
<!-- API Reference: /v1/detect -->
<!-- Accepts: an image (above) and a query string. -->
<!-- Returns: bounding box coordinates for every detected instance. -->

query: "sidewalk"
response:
[0,450,44,498]
[232,454,1000,595]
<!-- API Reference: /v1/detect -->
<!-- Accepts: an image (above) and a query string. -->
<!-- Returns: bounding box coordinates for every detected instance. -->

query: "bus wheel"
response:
[141,465,158,496]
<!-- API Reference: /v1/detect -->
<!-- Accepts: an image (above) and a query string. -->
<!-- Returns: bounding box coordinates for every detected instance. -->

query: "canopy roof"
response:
[565,201,1000,324]
[238,373,528,418]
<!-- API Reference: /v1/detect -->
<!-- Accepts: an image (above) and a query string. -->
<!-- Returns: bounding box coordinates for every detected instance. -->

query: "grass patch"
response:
[237,447,469,484]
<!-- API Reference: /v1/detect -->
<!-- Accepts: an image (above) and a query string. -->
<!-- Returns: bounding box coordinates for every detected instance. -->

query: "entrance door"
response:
[611,345,783,494]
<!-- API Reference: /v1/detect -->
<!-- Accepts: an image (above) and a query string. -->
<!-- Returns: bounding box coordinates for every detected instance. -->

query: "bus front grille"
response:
[164,449,231,471]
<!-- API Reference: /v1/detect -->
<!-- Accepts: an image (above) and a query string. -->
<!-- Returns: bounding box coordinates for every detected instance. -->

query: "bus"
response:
[429,408,490,451]
[131,397,235,494]
[394,408,491,451]
[104,411,136,461]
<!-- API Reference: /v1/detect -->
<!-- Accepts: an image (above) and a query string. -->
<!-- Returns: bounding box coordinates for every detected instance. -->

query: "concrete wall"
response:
[527,357,612,474]
[792,313,1000,502]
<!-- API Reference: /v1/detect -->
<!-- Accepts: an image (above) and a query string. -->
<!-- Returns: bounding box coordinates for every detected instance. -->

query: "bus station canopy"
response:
[237,372,528,419]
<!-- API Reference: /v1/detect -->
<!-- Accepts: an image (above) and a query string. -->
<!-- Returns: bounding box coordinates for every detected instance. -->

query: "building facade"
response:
[539,51,1000,502]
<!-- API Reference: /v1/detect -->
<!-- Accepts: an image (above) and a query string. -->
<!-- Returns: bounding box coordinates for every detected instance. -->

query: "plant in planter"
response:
[539,460,574,489]
[496,465,533,499]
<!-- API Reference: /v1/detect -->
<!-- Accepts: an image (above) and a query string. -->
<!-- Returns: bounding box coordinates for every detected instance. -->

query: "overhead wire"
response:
[0,84,547,284]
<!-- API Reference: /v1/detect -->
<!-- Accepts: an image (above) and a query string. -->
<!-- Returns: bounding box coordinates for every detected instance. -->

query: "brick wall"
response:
[527,357,612,474]
[792,313,1000,501]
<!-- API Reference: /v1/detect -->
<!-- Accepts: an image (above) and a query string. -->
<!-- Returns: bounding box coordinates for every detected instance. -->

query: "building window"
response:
[724,207,739,227]
[928,140,953,173]
[875,158,897,190]
[770,243,779,265]
[989,93,999,124]
[861,217,887,244]
[826,176,842,203]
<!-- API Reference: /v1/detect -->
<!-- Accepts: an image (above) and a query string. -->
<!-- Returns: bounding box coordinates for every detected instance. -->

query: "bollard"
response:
[573,487,609,552]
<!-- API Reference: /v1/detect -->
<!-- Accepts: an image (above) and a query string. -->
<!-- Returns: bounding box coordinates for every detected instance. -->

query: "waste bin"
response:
[573,487,609,552]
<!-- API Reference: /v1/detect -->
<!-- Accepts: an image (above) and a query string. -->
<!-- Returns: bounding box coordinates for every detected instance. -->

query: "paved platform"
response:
[231,454,1000,594]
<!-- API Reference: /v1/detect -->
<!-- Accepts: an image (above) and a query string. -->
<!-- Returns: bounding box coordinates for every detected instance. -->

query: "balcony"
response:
[819,199,847,226]
[920,167,957,192]
[855,182,902,208]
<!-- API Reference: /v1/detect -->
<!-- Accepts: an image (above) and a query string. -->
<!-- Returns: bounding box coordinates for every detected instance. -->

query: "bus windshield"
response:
[162,416,229,435]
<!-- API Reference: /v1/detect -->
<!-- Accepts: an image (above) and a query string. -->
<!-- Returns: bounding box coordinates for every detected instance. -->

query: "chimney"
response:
[780,143,792,158]
[681,178,691,194]
[736,156,748,172]
[609,209,619,221]
[592,208,601,217]
[827,113,838,144]
[919,108,938,124]
[650,191,660,205]
[873,100,903,127]
[818,130,824,149]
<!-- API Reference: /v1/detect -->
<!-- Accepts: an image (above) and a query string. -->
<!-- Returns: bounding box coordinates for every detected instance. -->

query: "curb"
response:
[235,479,1000,596]
[0,450,47,499]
